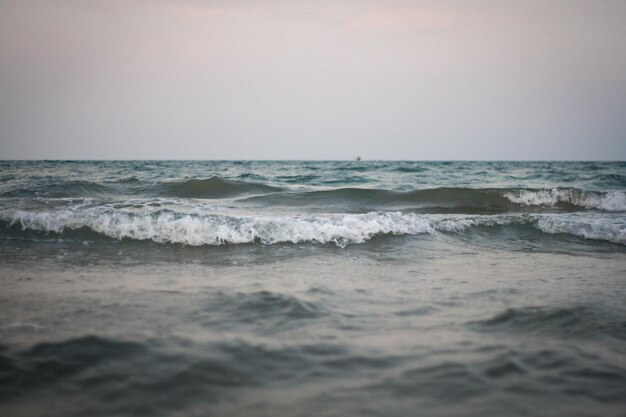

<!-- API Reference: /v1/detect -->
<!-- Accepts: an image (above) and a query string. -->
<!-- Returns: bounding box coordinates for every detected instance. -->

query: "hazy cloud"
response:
[1,0,625,159]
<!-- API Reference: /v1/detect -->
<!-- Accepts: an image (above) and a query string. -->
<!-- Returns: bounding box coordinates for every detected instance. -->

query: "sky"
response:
[1,0,625,160]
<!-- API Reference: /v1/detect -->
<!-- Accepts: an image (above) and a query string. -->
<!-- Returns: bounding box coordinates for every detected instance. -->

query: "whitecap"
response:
[504,189,626,212]
[0,209,434,247]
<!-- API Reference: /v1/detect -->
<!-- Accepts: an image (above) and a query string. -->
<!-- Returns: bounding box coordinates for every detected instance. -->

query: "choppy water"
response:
[1,161,625,416]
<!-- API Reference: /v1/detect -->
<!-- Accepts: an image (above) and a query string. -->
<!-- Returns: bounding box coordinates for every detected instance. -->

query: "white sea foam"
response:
[432,213,625,245]
[536,215,626,245]
[504,189,626,211]
[1,209,434,247]
[2,322,45,332]
[431,215,528,232]
[2,207,624,246]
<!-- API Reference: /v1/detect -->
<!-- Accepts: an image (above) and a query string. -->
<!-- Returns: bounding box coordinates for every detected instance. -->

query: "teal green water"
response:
[1,161,625,251]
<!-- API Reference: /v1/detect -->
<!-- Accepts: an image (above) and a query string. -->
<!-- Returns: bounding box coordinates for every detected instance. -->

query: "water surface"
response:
[1,161,625,416]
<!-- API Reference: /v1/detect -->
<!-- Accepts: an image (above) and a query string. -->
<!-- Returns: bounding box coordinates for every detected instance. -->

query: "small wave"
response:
[471,306,626,340]
[240,187,512,212]
[191,291,325,332]
[1,322,45,332]
[234,291,322,320]
[393,166,429,173]
[0,336,146,401]
[371,361,486,400]
[431,215,528,232]
[116,176,142,184]
[588,173,626,187]
[504,189,626,212]
[159,177,281,198]
[0,336,331,410]
[432,213,625,245]
[537,215,626,245]
[0,180,114,198]
[473,306,588,334]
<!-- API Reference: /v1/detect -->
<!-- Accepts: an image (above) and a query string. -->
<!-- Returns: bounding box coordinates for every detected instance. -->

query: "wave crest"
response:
[160,177,280,198]
[2,206,624,246]
[240,187,512,213]
[504,189,626,212]
[1,209,433,247]
[537,215,626,245]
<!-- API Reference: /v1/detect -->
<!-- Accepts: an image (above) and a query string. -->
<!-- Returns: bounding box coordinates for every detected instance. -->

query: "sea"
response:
[0,160,625,417]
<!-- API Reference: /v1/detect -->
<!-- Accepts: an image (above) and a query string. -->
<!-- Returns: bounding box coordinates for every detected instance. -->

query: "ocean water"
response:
[0,160,625,416]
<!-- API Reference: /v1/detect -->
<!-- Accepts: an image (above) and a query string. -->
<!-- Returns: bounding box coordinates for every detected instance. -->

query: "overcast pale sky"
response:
[1,0,625,160]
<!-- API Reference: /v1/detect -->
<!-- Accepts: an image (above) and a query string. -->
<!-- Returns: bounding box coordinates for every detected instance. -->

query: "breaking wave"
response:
[536,215,626,245]
[0,209,433,247]
[432,213,625,245]
[1,207,624,246]
[504,189,626,212]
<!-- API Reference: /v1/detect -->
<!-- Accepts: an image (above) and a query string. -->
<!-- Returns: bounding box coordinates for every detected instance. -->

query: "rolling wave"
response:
[0,180,115,198]
[504,189,626,212]
[0,177,281,199]
[0,209,433,247]
[158,177,281,198]
[1,177,624,214]
[238,187,513,212]
[240,187,626,213]
[1,207,624,246]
